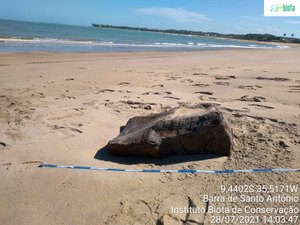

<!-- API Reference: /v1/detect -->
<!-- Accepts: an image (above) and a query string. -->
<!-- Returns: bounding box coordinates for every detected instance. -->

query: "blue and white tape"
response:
[39,164,300,174]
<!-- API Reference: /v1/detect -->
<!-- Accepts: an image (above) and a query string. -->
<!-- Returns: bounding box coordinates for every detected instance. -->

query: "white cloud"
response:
[285,20,300,24]
[136,8,210,23]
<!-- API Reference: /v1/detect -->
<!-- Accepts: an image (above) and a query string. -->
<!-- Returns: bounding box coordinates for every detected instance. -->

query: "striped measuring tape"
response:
[39,164,300,174]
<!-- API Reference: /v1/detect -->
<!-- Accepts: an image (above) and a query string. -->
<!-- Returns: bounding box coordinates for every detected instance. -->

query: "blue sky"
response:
[1,0,300,37]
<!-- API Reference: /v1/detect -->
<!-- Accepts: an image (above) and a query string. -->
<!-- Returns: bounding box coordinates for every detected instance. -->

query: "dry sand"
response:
[0,49,299,225]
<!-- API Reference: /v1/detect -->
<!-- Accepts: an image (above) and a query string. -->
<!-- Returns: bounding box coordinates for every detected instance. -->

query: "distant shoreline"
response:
[0,19,294,53]
[92,23,300,45]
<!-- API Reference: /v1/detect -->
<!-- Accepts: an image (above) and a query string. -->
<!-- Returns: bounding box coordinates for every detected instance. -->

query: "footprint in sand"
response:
[215,75,236,80]
[155,195,189,222]
[118,82,130,85]
[166,76,182,81]
[198,95,218,100]
[288,71,300,74]
[142,91,172,95]
[117,90,131,93]
[105,100,163,112]
[240,95,266,102]
[180,79,194,83]
[214,81,230,86]
[0,163,12,170]
[59,180,75,192]
[22,161,43,165]
[151,84,164,88]
[53,125,66,129]
[143,91,160,95]
[288,85,300,93]
[220,107,250,113]
[163,96,180,100]
[193,72,209,76]
[73,107,85,111]
[256,76,290,81]
[95,89,115,93]
[52,125,83,136]
[69,127,83,133]
[109,199,154,225]
[249,104,274,110]
[194,91,214,95]
[159,173,173,183]
[0,142,7,147]
[37,93,45,98]
[238,85,262,90]
[192,83,210,87]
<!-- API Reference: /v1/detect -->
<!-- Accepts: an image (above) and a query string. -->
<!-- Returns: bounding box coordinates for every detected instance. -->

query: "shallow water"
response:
[0,19,286,52]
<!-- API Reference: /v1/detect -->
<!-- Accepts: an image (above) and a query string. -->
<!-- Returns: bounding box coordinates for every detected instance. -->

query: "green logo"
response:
[270,4,295,12]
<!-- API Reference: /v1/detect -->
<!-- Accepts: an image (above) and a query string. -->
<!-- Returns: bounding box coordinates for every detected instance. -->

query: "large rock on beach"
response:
[108,104,232,158]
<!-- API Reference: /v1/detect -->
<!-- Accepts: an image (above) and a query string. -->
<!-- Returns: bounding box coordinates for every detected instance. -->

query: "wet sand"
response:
[0,49,299,225]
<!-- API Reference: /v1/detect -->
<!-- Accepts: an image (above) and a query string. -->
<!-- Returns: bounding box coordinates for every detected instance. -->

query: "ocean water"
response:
[0,19,287,52]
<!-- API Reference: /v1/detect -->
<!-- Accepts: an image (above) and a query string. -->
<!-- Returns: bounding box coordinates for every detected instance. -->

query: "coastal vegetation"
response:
[92,24,300,44]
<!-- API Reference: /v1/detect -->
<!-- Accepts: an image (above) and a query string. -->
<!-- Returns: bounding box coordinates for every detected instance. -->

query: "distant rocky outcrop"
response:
[107,104,233,158]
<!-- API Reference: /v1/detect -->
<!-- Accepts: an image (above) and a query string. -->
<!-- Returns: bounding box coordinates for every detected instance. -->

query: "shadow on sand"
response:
[94,145,223,166]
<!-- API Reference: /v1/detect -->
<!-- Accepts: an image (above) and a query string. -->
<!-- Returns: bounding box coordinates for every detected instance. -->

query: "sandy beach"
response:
[0,49,299,225]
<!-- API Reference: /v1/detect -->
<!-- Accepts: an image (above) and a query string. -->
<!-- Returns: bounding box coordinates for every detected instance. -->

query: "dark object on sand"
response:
[240,95,266,102]
[256,76,290,81]
[107,104,233,158]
